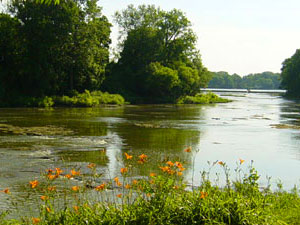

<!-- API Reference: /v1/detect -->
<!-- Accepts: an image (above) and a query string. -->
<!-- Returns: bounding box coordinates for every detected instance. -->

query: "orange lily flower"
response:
[29,180,39,189]
[71,169,80,176]
[47,186,56,192]
[116,193,122,198]
[149,173,156,177]
[87,163,96,169]
[124,152,133,160]
[32,217,40,224]
[55,168,63,176]
[120,167,128,174]
[40,195,48,201]
[71,186,79,192]
[184,147,191,152]
[166,161,174,167]
[95,183,106,191]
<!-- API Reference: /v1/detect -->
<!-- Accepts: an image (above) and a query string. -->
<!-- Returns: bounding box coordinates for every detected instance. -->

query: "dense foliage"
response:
[0,0,111,103]
[281,49,300,97]
[208,71,281,89]
[103,5,211,103]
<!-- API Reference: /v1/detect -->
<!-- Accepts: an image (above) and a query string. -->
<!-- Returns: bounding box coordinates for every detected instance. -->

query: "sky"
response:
[100,0,300,76]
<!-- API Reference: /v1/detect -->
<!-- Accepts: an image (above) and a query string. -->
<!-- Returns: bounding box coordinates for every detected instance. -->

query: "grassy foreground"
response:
[1,151,299,225]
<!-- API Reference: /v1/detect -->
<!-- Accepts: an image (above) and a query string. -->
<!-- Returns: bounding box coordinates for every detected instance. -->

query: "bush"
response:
[53,90,126,107]
[177,92,231,104]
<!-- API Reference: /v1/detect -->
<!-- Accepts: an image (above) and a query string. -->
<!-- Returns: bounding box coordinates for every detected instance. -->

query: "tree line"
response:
[208,71,281,90]
[0,1,211,105]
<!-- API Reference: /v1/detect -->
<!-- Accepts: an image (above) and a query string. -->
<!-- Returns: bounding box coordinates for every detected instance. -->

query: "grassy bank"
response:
[1,150,300,225]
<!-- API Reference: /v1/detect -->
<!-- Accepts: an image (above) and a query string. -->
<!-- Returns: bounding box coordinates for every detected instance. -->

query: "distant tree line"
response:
[208,71,281,90]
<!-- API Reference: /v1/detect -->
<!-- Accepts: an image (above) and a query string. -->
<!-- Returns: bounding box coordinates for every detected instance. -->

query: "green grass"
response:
[177,92,231,104]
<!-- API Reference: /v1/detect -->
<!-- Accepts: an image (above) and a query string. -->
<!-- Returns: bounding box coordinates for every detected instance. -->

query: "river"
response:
[0,91,300,213]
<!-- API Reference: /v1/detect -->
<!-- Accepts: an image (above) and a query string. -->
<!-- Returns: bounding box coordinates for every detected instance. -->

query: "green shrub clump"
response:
[52,90,125,107]
[177,92,231,104]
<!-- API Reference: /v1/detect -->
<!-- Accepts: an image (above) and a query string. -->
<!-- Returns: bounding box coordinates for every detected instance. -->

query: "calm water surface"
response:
[0,92,300,212]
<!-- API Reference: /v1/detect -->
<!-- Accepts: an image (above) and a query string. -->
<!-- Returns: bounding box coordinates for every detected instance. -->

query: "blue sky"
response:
[100,0,300,75]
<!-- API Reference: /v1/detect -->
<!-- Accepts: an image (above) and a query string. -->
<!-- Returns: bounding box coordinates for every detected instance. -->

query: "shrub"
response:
[177,92,231,104]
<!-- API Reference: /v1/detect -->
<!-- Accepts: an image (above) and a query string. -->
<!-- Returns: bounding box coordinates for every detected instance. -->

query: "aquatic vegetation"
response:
[0,123,74,136]
[1,151,300,224]
[177,92,231,104]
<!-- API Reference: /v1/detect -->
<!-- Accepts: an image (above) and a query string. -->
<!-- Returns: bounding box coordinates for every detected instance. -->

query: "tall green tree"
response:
[0,0,111,99]
[281,49,300,97]
[104,5,210,103]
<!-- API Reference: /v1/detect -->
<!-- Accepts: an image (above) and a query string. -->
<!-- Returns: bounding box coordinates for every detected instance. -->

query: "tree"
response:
[0,0,111,99]
[104,5,210,103]
[281,49,300,97]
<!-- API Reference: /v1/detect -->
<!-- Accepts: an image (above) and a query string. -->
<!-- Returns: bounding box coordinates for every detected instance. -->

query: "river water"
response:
[0,92,300,212]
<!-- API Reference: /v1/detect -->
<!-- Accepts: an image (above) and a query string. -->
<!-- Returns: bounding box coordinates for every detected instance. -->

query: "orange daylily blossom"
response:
[32,217,40,224]
[55,168,63,176]
[46,169,53,174]
[1,188,10,194]
[73,206,79,212]
[47,174,57,180]
[177,172,183,176]
[160,166,170,172]
[125,184,131,189]
[65,174,72,179]
[138,154,147,164]
[46,207,51,213]
[71,186,79,192]
[40,195,48,201]
[87,163,96,169]
[47,186,56,192]
[184,147,191,152]
[29,180,39,189]
[71,169,80,176]
[166,161,174,167]
[149,173,156,177]
[114,177,122,186]
[124,152,133,160]
[116,193,122,198]
[120,167,128,174]
[179,167,186,172]
[239,159,245,164]
[218,161,225,166]
[200,191,208,199]
[95,183,106,191]
[174,162,183,168]
[132,179,138,185]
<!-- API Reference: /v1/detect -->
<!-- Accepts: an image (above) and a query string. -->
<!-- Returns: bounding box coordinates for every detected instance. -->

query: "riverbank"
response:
[1,157,300,225]
[0,91,229,107]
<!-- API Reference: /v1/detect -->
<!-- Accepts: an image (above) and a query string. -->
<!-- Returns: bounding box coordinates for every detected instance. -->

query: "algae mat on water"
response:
[0,123,74,136]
